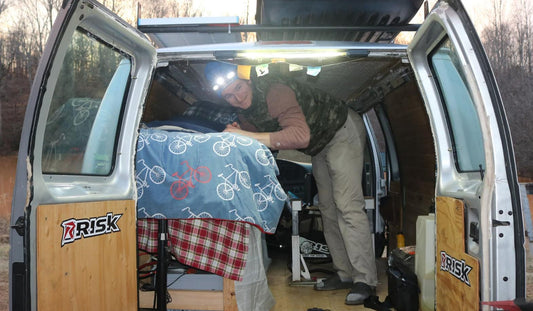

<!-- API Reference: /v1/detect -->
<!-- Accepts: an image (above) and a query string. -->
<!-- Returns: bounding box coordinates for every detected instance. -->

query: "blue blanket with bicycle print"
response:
[135,127,287,234]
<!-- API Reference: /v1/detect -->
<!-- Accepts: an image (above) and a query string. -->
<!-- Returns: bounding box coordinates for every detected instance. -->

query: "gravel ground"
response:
[0,217,9,311]
[527,243,533,300]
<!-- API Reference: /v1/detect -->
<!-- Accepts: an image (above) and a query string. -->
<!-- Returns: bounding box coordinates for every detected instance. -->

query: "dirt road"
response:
[0,217,8,310]
[0,156,17,219]
[0,156,15,310]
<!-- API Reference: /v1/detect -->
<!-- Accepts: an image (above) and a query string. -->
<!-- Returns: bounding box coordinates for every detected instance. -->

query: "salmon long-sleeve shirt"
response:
[238,83,311,150]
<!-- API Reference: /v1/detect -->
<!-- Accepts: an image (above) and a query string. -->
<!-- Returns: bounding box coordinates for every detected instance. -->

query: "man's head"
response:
[204,61,239,93]
[204,62,253,110]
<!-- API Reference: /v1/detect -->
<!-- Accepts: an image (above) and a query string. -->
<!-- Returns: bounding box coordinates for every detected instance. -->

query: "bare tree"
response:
[484,0,511,73]
[19,0,49,55]
[481,0,533,178]
[0,19,34,152]
[137,0,174,18]
[0,0,9,81]
[514,0,532,73]
[0,0,7,15]
[507,0,533,178]
[0,0,6,145]
[43,0,63,31]
[136,0,198,19]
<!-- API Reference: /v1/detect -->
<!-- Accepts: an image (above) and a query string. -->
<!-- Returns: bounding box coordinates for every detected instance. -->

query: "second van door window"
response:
[429,38,486,173]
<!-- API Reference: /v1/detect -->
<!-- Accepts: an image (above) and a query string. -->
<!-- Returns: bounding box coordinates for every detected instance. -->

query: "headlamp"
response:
[204,62,249,95]
[212,71,237,92]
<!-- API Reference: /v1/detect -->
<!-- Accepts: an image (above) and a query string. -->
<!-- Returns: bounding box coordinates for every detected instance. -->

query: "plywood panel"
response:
[138,278,237,311]
[37,200,137,311]
[139,290,224,310]
[436,197,479,311]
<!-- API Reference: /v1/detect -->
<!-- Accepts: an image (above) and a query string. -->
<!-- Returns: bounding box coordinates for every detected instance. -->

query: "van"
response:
[9,0,525,310]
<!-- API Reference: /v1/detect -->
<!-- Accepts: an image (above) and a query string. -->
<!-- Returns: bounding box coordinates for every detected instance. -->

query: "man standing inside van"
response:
[205,61,378,305]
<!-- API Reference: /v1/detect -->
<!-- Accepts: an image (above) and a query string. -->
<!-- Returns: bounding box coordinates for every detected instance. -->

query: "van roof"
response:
[138,0,424,48]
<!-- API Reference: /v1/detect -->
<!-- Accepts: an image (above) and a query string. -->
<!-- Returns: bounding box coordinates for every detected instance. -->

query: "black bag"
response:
[387,248,420,311]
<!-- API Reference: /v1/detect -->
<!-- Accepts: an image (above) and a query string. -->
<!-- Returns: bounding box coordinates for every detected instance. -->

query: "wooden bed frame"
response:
[138,278,237,310]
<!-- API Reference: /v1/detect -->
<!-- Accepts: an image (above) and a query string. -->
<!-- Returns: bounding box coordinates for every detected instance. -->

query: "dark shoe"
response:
[313,274,352,291]
[345,282,376,305]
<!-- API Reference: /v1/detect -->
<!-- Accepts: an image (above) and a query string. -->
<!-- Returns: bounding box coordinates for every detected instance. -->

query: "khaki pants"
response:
[311,109,378,286]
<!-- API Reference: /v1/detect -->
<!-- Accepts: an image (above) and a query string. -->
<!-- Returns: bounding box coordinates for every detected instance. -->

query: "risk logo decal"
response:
[440,251,473,286]
[61,212,122,246]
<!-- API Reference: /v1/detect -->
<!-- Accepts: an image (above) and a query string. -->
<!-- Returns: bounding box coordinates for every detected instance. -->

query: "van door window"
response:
[42,28,131,175]
[429,38,486,172]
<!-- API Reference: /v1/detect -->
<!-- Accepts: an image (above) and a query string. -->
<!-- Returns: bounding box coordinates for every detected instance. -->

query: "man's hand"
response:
[223,123,273,148]
[224,122,241,131]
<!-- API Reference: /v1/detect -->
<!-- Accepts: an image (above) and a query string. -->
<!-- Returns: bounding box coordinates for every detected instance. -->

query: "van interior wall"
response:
[142,79,189,123]
[382,81,436,247]
[140,67,437,248]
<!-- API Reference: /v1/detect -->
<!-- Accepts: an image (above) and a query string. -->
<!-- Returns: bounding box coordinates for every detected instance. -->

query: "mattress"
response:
[135,127,287,234]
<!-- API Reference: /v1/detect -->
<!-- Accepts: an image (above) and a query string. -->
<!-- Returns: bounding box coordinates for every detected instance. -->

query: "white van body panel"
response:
[408,1,523,302]
[9,1,156,309]
[9,0,525,309]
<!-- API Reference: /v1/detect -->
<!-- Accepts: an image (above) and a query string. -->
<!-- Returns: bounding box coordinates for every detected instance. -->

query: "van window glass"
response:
[429,38,486,172]
[42,28,130,175]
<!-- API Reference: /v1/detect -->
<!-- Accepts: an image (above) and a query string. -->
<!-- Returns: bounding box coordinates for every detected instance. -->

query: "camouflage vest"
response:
[240,75,348,156]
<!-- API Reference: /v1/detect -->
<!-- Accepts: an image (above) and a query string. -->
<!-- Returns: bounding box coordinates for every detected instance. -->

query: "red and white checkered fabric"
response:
[138,218,249,281]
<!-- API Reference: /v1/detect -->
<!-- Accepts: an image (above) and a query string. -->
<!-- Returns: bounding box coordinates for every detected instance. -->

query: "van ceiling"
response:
[256,0,424,43]
[287,58,404,101]
[155,57,408,111]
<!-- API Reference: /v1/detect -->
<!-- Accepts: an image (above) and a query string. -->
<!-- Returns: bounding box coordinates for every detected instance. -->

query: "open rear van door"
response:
[408,0,524,309]
[9,0,155,309]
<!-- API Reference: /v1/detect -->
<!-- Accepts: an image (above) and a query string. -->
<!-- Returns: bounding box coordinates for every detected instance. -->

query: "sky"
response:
[193,0,254,17]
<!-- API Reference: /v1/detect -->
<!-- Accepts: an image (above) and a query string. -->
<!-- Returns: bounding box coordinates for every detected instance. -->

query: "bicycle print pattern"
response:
[170,161,212,200]
[135,128,286,234]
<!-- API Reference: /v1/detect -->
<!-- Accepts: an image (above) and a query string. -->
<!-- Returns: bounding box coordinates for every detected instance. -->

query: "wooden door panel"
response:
[37,200,137,310]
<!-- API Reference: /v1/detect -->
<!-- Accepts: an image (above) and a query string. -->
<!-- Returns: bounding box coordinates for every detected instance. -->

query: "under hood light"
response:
[236,50,346,60]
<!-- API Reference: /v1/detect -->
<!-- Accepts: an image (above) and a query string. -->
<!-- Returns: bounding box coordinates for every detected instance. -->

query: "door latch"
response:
[492,219,511,227]
[11,216,25,236]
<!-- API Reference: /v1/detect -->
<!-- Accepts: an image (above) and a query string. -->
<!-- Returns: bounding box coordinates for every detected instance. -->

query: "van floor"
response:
[266,248,389,311]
